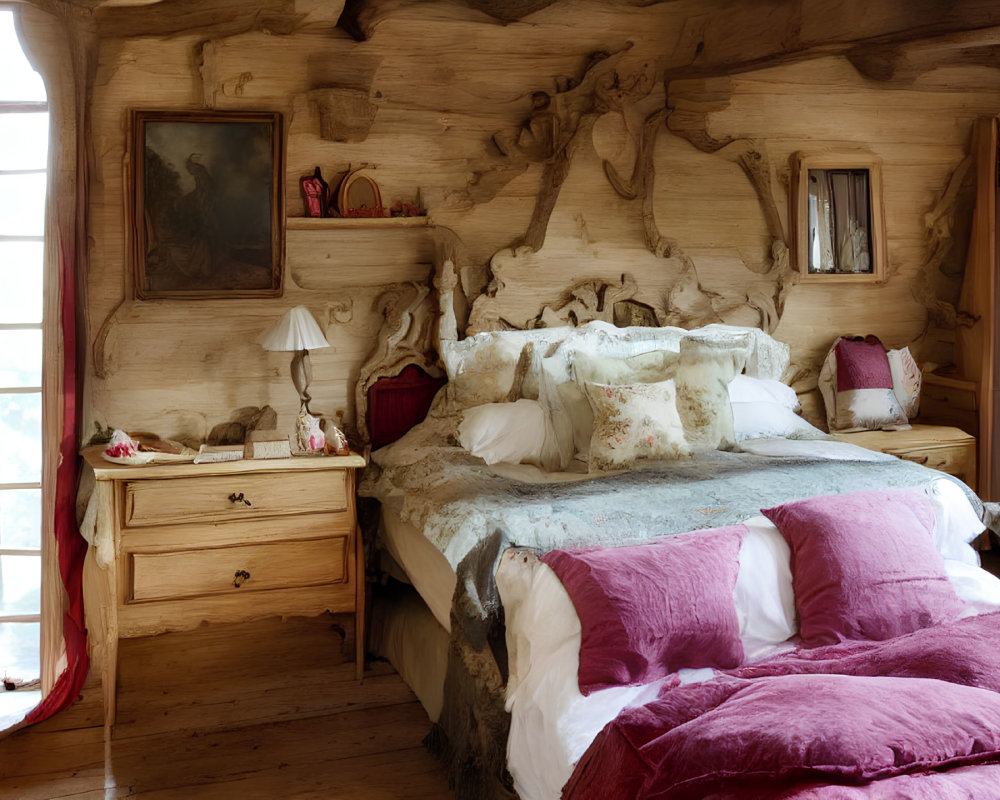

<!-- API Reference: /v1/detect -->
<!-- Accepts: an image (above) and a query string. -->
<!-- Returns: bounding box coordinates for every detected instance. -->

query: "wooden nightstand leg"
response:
[103,636,118,737]
[355,524,365,682]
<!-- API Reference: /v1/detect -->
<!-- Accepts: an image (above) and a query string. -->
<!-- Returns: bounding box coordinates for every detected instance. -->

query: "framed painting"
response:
[131,110,284,299]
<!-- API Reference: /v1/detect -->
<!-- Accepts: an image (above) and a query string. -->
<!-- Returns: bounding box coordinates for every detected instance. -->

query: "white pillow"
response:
[583,380,691,471]
[728,374,801,412]
[458,399,548,466]
[731,401,827,442]
[947,559,1000,615]
[736,517,798,657]
[925,478,986,561]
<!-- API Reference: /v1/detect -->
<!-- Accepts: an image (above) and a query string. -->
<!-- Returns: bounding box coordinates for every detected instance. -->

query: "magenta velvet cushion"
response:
[566,672,1000,800]
[562,614,1000,800]
[761,489,963,646]
[541,525,746,694]
[835,336,893,391]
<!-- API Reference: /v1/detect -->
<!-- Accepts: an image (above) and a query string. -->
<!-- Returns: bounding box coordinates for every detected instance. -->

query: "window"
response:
[0,6,47,691]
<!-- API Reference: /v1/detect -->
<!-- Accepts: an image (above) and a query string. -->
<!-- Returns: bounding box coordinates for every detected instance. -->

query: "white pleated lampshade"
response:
[259,306,331,352]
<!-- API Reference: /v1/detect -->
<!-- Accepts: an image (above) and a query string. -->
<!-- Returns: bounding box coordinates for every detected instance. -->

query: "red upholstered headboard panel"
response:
[367,364,446,450]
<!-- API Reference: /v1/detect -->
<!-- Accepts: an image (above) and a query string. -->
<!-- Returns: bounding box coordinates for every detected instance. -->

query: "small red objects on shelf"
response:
[342,205,387,218]
[300,166,329,218]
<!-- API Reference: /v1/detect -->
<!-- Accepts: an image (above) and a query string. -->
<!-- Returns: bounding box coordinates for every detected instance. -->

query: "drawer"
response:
[129,535,350,603]
[120,510,352,551]
[920,377,977,412]
[123,469,348,528]
[886,443,976,484]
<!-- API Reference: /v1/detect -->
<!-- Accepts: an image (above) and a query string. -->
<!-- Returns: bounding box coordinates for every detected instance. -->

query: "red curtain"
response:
[24,243,88,725]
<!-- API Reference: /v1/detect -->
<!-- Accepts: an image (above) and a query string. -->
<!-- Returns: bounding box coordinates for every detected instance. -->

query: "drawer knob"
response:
[233,569,251,588]
[228,492,252,507]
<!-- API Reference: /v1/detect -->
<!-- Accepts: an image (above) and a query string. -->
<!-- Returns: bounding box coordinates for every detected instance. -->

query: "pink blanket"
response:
[562,612,1000,800]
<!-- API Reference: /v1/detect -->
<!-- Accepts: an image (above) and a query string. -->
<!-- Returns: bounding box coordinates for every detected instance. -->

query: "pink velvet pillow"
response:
[835,336,893,392]
[762,489,963,647]
[542,525,746,694]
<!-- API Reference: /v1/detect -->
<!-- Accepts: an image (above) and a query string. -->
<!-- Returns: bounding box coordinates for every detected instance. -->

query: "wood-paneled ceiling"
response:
[32,0,1000,82]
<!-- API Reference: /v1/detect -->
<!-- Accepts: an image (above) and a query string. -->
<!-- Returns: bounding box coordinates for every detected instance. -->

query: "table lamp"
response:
[259,305,330,415]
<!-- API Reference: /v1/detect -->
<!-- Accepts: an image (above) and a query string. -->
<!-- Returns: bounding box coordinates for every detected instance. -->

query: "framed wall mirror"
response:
[792,152,886,282]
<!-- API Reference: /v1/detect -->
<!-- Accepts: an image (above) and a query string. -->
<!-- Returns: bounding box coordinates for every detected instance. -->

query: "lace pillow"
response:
[584,380,691,471]
[888,346,921,419]
[674,336,742,451]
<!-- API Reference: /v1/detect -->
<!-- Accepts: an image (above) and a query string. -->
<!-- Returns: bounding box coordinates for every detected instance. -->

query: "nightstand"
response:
[831,424,977,489]
[80,448,366,734]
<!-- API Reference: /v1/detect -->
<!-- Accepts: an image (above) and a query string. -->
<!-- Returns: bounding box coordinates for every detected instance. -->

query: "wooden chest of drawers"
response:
[81,448,366,733]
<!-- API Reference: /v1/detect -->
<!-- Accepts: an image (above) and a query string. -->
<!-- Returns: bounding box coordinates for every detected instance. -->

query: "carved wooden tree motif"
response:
[466,43,647,250]
[660,79,794,331]
[465,46,795,336]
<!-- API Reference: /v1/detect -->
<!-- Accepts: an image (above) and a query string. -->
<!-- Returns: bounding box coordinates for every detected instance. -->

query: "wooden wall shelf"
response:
[286,216,429,230]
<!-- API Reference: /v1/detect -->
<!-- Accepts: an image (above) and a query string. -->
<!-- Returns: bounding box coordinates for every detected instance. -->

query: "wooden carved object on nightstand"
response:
[80,448,366,736]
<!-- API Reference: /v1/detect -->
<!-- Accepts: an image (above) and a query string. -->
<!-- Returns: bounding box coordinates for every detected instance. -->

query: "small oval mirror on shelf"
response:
[791,152,887,282]
[336,169,384,218]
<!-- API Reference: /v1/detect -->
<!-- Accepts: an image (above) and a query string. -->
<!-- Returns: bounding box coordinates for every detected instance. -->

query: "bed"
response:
[359,319,1000,800]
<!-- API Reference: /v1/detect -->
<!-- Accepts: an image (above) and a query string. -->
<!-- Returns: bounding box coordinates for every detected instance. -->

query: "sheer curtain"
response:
[4,1,92,733]
[807,170,835,272]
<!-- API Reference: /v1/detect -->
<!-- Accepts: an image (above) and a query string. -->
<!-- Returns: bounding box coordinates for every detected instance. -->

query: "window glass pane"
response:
[0,622,39,681]
[0,114,47,172]
[0,393,41,483]
[0,489,40,549]
[0,241,43,324]
[0,553,39,616]
[0,329,42,387]
[0,11,45,103]
[0,172,45,237]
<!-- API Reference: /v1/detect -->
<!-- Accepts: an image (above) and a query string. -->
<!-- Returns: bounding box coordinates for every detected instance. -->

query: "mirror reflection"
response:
[793,152,885,282]
[807,168,873,275]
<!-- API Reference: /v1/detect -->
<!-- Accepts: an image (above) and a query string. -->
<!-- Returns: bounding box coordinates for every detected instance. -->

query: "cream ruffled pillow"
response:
[583,380,691,472]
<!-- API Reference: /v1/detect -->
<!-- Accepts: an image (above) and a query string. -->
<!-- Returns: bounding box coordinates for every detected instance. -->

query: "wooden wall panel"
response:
[77,0,1000,443]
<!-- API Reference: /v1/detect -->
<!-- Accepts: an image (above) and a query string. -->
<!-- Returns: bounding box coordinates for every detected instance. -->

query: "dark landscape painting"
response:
[133,111,283,298]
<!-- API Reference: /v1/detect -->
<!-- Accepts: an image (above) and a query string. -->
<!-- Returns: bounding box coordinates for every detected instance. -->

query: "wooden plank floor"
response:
[0,615,454,799]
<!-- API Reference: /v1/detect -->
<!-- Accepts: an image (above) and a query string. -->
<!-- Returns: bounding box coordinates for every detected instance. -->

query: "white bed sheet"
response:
[735,436,896,461]
[379,499,457,633]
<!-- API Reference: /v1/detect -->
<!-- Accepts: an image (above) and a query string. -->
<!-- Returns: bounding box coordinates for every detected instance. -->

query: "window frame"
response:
[0,38,47,659]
